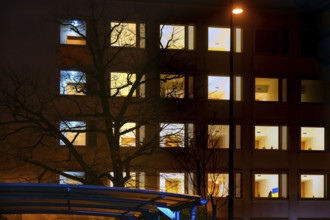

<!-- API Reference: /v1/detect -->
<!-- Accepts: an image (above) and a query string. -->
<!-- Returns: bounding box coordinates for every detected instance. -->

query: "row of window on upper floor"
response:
[60,20,242,52]
[60,121,326,151]
[60,20,318,56]
[60,70,326,103]
[60,170,330,200]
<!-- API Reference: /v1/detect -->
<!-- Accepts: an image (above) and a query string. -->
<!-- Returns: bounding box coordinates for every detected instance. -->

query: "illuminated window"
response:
[120,123,136,147]
[60,70,86,95]
[255,126,287,150]
[301,80,325,103]
[208,173,228,197]
[208,173,242,198]
[208,76,242,100]
[111,22,145,48]
[235,76,243,101]
[235,125,242,149]
[109,172,145,189]
[255,78,279,101]
[160,173,185,194]
[160,123,194,148]
[255,126,278,150]
[160,25,194,50]
[60,20,86,45]
[300,174,325,198]
[208,125,229,148]
[160,74,193,99]
[208,76,229,100]
[208,124,242,149]
[60,121,86,146]
[300,127,325,151]
[110,72,144,97]
[254,173,287,198]
[160,74,184,98]
[59,171,84,184]
[119,123,144,147]
[208,27,242,52]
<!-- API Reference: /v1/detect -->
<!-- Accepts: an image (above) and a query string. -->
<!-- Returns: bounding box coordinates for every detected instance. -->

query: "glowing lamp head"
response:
[232,8,243,14]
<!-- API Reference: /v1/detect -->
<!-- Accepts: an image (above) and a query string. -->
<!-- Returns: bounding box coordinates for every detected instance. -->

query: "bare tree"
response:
[0,0,196,187]
[171,124,231,219]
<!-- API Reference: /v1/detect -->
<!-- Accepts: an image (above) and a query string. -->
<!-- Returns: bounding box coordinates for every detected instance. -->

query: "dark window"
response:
[301,29,318,57]
[255,29,289,54]
[256,29,279,53]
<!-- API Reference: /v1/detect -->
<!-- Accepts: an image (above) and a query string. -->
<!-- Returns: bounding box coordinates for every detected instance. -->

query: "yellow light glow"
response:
[232,8,243,14]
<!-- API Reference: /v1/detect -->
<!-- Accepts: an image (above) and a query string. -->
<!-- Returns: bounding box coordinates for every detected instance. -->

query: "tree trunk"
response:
[212,204,217,220]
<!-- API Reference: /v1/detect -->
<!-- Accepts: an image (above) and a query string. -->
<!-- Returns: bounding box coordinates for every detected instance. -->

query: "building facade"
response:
[1,0,330,219]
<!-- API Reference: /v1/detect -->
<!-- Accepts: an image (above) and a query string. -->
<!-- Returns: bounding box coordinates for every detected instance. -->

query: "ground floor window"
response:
[159,173,185,194]
[59,171,84,185]
[60,121,86,146]
[207,172,242,198]
[208,173,228,197]
[109,172,145,189]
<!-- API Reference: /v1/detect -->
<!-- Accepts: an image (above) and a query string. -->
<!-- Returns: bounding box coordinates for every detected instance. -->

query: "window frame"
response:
[160,74,193,99]
[207,172,242,198]
[207,26,242,52]
[301,79,325,103]
[59,121,87,146]
[59,171,85,185]
[159,172,193,195]
[208,124,229,149]
[254,28,289,55]
[207,124,242,149]
[119,122,145,147]
[110,72,145,98]
[159,24,195,50]
[160,123,194,148]
[254,125,287,151]
[109,172,145,189]
[253,172,288,199]
[255,78,279,102]
[254,77,287,102]
[159,172,185,194]
[208,75,242,101]
[60,70,86,95]
[300,126,325,151]
[299,173,327,199]
[110,22,145,48]
[60,20,86,45]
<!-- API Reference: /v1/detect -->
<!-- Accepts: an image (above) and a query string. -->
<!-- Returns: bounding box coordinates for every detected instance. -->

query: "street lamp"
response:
[229,2,242,220]
[232,8,243,14]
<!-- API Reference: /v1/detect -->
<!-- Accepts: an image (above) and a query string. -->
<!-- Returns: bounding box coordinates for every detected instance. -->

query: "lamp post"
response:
[229,2,242,220]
